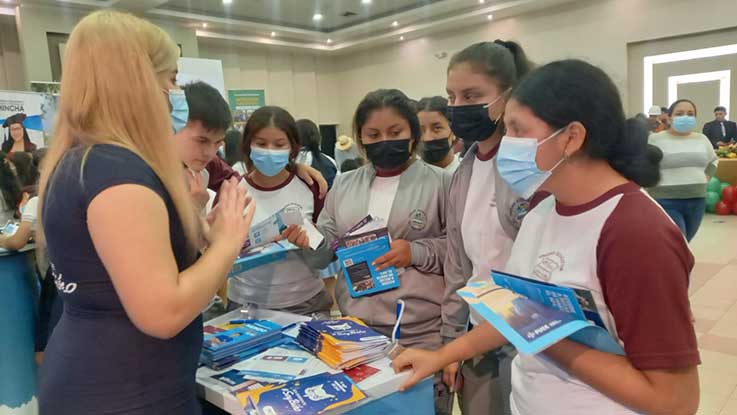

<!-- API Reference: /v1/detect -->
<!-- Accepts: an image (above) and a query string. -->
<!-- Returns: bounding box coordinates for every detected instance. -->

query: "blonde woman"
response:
[37,11,255,414]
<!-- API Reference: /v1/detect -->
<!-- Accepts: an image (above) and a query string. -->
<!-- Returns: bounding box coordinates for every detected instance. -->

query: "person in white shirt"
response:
[416,96,460,172]
[0,154,20,225]
[394,59,700,415]
[227,106,332,317]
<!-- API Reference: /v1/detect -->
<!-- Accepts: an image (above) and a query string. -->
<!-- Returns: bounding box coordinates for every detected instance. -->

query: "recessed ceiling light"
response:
[270,31,276,37]
[400,36,405,41]
[487,14,493,21]
[222,0,232,4]
[313,13,323,21]
[201,22,208,28]
[392,21,399,27]
[479,0,485,4]
[362,0,372,4]
[327,38,333,44]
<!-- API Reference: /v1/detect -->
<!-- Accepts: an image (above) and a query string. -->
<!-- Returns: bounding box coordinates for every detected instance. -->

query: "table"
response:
[0,246,38,414]
[196,309,435,415]
[716,158,737,185]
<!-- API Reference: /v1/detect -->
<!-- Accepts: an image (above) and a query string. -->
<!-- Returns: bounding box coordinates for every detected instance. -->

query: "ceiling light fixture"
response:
[362,0,372,4]
[201,23,208,28]
[392,20,399,27]
[327,38,333,44]
[487,14,493,21]
[479,0,485,3]
[400,36,405,41]
[313,13,324,21]
[270,31,276,37]
[222,0,232,4]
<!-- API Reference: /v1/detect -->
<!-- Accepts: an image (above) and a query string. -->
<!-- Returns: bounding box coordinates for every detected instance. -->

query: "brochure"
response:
[0,221,18,235]
[201,319,287,370]
[336,236,399,298]
[240,199,325,251]
[241,373,366,414]
[230,241,300,276]
[296,317,390,370]
[457,270,625,356]
[213,346,329,384]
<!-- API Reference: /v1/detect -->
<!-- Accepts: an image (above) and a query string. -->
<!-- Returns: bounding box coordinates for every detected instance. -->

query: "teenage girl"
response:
[416,96,460,172]
[308,89,453,415]
[441,40,533,415]
[395,59,700,415]
[227,106,333,318]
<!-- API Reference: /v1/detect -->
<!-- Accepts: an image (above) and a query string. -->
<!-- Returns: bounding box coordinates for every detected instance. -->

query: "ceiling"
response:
[9,0,583,54]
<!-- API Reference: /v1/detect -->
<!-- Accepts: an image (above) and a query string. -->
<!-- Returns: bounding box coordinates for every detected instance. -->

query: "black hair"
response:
[416,96,450,120]
[296,119,335,174]
[448,40,533,90]
[660,106,669,114]
[9,151,37,188]
[2,119,34,154]
[0,152,21,215]
[715,106,727,113]
[668,99,697,117]
[242,106,300,171]
[340,158,365,173]
[183,81,232,132]
[222,129,242,167]
[353,89,421,154]
[512,59,662,188]
[32,148,48,170]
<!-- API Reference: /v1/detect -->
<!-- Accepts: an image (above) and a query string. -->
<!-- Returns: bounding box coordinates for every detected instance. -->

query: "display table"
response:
[716,158,737,185]
[0,245,38,414]
[196,309,435,415]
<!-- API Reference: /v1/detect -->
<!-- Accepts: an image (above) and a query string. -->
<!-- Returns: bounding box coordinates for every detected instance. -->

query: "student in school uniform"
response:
[227,106,333,318]
[305,88,453,415]
[394,59,700,415]
[416,96,461,172]
[440,40,534,415]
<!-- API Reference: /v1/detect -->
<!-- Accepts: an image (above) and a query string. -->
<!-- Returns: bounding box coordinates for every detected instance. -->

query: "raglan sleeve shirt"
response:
[597,191,700,370]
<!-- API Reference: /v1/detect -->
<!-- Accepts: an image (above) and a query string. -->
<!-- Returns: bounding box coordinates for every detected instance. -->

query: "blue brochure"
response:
[243,373,366,414]
[457,271,624,355]
[229,241,299,276]
[336,236,399,298]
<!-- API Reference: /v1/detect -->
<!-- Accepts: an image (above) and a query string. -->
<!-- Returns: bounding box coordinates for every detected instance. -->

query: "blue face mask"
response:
[497,127,567,199]
[168,90,189,133]
[250,147,290,177]
[672,115,696,134]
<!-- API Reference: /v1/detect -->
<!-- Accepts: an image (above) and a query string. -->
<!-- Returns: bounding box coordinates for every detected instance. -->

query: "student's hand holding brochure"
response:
[457,271,625,355]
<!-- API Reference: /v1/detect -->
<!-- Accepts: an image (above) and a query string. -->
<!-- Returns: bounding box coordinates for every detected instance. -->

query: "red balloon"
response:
[716,201,731,215]
[733,201,737,215]
[722,185,737,204]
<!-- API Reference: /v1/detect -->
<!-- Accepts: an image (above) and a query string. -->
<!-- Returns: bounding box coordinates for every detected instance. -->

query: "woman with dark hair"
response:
[417,96,460,171]
[227,106,333,317]
[0,152,21,224]
[395,59,699,415]
[306,88,453,415]
[2,113,38,154]
[8,151,38,195]
[296,119,338,188]
[223,128,246,174]
[648,99,716,241]
[440,39,534,415]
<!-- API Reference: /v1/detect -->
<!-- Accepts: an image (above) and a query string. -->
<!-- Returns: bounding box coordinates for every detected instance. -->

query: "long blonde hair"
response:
[38,10,200,248]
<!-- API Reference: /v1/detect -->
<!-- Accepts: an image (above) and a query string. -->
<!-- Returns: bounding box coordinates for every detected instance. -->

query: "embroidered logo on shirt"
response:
[508,198,530,229]
[50,262,78,294]
[531,252,565,282]
[409,209,428,231]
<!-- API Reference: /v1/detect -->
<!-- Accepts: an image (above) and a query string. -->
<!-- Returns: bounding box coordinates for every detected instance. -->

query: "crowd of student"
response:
[1,8,704,415]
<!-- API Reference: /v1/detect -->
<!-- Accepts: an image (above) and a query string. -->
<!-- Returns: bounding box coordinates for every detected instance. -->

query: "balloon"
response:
[732,201,737,215]
[707,177,722,193]
[721,183,730,193]
[722,185,737,204]
[706,191,721,212]
[716,201,731,215]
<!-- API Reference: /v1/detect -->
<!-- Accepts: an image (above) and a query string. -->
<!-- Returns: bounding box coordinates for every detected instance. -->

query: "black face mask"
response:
[422,138,451,164]
[449,103,500,142]
[364,139,411,170]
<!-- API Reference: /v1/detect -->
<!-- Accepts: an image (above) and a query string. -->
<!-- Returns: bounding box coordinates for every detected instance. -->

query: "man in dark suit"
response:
[703,106,737,148]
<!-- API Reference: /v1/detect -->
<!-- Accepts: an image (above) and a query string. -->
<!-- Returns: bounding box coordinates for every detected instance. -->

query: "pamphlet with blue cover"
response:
[241,372,366,415]
[229,241,299,276]
[201,320,287,369]
[296,317,390,369]
[336,236,399,298]
[457,270,625,355]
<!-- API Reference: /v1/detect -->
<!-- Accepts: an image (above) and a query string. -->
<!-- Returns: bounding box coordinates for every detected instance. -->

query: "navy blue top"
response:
[38,144,203,415]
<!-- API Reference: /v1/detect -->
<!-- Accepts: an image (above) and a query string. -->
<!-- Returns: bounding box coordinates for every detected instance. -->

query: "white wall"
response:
[330,0,737,133]
[199,40,341,125]
[0,14,25,90]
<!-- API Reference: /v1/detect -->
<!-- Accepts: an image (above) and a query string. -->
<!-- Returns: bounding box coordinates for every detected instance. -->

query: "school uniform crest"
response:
[508,198,531,229]
[409,209,428,230]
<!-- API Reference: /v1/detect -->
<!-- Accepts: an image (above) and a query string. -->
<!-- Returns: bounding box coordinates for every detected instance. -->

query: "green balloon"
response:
[707,177,722,193]
[706,191,721,212]
[721,183,731,193]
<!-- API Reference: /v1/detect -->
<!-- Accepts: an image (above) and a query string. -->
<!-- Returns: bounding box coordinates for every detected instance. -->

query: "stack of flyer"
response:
[230,204,324,275]
[201,319,288,370]
[457,270,625,355]
[333,215,400,298]
[240,372,366,415]
[295,317,390,370]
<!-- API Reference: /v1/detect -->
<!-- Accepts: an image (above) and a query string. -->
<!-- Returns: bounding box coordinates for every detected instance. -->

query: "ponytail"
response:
[448,40,533,90]
[512,59,662,188]
[493,39,532,81]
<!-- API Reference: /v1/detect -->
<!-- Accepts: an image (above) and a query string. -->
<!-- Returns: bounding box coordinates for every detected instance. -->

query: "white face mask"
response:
[496,127,567,199]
